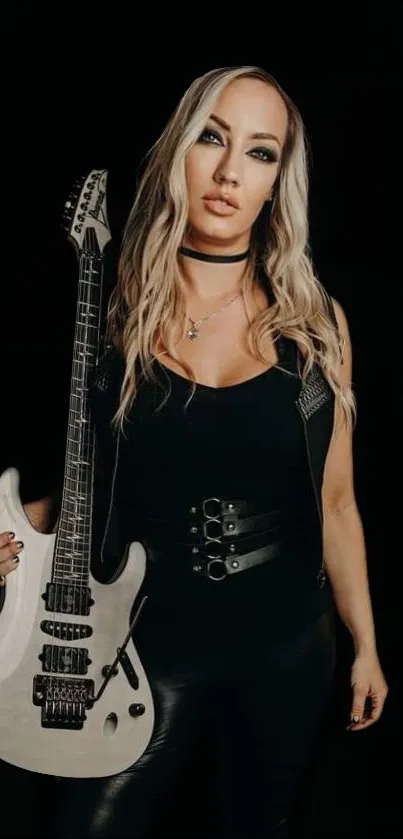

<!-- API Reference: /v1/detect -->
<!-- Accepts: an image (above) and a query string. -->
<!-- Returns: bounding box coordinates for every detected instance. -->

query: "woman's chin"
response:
[186,220,244,249]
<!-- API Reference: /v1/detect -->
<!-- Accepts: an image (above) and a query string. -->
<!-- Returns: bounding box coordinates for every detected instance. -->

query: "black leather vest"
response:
[89,289,339,589]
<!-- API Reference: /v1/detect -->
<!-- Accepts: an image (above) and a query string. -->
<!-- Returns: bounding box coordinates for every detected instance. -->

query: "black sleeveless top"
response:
[91,337,335,641]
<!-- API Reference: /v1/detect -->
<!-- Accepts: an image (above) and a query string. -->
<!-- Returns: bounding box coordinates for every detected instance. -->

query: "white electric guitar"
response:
[0,169,154,777]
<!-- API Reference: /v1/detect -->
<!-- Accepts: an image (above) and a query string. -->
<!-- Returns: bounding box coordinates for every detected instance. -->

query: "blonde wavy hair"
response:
[105,65,357,433]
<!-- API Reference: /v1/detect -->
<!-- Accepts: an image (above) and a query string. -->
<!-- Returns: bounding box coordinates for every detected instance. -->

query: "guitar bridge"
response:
[33,675,94,729]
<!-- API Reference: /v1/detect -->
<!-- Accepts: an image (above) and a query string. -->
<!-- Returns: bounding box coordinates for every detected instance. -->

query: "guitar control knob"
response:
[128,703,145,717]
[102,665,118,677]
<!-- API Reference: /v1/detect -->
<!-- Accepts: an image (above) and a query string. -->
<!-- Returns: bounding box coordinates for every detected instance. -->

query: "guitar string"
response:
[52,246,93,706]
[72,247,93,698]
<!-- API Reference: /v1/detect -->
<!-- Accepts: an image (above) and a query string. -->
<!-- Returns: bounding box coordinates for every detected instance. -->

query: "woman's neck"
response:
[178,250,252,301]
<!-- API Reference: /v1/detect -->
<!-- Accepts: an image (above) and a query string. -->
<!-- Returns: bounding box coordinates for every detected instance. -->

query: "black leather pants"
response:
[3,606,336,839]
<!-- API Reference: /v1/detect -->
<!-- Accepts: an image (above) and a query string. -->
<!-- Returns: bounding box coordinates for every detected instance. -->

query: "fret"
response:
[54,563,89,570]
[54,557,89,564]
[53,562,90,569]
[61,499,91,509]
[63,474,91,485]
[59,512,91,522]
[66,467,91,489]
[65,446,92,456]
[53,576,88,588]
[54,559,90,566]
[56,530,91,540]
[55,536,90,547]
[78,278,99,286]
[54,557,90,564]
[53,559,90,568]
[66,460,91,470]
[57,520,91,528]
[63,479,91,490]
[54,540,90,549]
[58,513,91,521]
[57,524,91,533]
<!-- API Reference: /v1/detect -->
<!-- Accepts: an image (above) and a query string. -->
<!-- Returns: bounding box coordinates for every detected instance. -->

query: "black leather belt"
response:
[141,496,308,583]
[142,499,290,544]
[146,540,286,582]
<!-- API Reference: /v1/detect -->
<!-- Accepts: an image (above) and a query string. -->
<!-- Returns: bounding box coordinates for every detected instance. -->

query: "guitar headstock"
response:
[61,168,111,256]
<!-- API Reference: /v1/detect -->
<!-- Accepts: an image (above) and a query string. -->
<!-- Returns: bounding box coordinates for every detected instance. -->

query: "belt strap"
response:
[142,506,288,544]
[193,541,284,581]
[146,539,286,582]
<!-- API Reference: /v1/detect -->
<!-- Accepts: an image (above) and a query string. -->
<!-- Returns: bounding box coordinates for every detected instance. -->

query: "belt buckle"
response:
[202,497,221,518]
[202,519,223,539]
[202,498,226,580]
[206,558,227,581]
[202,497,223,540]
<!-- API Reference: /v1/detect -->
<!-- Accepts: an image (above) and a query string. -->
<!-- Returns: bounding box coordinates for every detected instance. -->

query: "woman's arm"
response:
[321,298,388,728]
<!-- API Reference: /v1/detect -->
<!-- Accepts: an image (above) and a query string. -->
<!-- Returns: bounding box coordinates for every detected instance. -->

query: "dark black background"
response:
[1,7,401,838]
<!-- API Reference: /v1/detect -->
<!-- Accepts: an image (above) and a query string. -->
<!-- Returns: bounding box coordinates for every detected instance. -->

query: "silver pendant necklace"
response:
[187,292,241,340]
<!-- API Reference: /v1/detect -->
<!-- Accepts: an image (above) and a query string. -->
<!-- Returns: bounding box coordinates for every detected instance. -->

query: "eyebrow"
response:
[209,113,281,146]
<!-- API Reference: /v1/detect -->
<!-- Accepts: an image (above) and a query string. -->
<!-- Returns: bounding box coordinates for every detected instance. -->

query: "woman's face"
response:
[184,77,288,250]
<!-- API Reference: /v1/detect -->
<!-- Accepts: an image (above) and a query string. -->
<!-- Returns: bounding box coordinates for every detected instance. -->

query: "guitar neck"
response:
[53,234,104,585]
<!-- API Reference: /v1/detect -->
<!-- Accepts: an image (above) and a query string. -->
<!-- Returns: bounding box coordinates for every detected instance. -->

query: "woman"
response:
[0,65,388,839]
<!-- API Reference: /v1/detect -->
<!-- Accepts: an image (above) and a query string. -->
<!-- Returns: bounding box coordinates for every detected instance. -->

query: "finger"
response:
[0,530,16,549]
[346,693,387,730]
[0,555,20,581]
[0,538,24,565]
[350,689,367,724]
[346,717,376,731]
[367,692,387,723]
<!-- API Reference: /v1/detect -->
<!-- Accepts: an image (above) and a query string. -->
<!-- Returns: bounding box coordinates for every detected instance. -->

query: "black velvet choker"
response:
[179,245,250,264]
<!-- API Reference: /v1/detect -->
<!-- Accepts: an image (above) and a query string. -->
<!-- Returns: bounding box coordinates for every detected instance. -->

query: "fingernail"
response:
[8,532,15,539]
[12,556,19,564]
[352,715,360,723]
[16,541,24,549]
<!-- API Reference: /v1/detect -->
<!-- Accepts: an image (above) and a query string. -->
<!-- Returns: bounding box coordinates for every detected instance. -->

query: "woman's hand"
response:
[347,649,389,731]
[0,496,58,586]
[0,530,23,585]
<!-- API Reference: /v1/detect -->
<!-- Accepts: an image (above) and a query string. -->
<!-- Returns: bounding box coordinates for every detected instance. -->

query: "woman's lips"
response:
[202,198,238,216]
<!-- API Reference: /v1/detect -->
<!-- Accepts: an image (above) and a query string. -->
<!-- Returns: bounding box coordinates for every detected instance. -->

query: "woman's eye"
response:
[250,148,278,164]
[198,129,222,145]
[197,132,278,164]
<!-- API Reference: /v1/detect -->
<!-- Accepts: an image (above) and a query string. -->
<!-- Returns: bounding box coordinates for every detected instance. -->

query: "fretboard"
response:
[53,238,104,585]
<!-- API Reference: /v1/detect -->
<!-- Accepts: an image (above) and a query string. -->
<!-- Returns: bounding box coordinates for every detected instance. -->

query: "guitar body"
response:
[0,468,154,778]
[0,170,155,777]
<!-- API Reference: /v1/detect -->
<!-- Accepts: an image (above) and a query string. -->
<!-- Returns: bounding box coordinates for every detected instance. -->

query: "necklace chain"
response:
[187,292,241,340]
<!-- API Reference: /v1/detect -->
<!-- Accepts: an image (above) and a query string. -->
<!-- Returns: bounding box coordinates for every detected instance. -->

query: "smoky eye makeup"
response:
[197,127,279,164]
[249,147,279,164]
[198,127,222,144]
